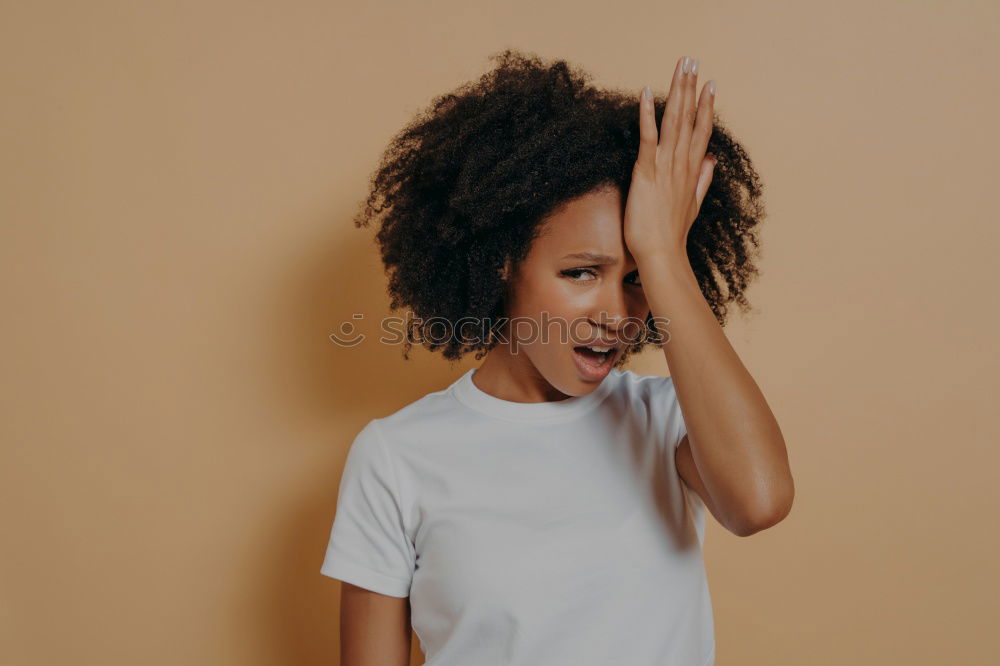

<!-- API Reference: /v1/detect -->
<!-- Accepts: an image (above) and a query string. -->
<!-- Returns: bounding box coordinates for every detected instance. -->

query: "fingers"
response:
[689,79,716,170]
[647,55,717,181]
[658,56,687,158]
[694,154,717,209]
[674,57,698,162]
[635,85,658,174]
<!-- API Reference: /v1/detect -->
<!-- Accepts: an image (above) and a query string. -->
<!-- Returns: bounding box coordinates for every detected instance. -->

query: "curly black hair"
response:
[353,48,765,367]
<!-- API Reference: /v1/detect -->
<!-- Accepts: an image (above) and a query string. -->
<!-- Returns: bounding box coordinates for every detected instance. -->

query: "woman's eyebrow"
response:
[561,251,618,264]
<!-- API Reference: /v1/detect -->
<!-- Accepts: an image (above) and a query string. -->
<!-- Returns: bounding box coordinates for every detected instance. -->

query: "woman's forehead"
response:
[534,190,626,255]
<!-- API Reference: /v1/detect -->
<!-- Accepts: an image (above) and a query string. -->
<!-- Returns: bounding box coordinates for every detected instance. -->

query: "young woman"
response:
[321,50,794,665]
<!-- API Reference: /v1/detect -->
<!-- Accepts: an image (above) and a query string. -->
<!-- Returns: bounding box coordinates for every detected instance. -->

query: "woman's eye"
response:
[562,268,597,281]
[562,268,642,286]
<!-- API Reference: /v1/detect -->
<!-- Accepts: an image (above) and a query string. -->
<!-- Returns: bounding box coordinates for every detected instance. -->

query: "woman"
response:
[321,49,794,665]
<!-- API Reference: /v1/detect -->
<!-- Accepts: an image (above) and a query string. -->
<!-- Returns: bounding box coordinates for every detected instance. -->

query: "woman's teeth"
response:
[574,346,613,363]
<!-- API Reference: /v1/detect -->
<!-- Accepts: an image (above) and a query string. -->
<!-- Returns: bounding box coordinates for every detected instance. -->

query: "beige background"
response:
[2,1,997,664]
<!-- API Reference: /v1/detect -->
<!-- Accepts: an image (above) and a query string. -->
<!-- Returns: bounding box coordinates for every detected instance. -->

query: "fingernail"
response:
[691,58,700,75]
[642,85,651,102]
[708,80,716,96]
[682,56,691,74]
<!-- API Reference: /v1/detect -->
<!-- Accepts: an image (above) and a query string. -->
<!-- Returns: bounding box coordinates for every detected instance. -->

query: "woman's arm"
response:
[640,252,793,537]
[624,56,793,536]
[340,583,412,665]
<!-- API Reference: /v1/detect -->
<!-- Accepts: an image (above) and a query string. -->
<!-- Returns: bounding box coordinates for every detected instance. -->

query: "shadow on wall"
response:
[265,201,457,664]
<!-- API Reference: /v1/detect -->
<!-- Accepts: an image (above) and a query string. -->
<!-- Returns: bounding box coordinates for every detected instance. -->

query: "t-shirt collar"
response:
[449,367,618,423]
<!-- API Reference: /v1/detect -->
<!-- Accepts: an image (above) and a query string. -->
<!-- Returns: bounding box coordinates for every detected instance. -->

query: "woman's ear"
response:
[500,257,515,309]
[500,257,511,282]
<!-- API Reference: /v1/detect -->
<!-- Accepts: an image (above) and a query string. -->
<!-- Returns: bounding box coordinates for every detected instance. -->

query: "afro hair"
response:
[352,48,766,366]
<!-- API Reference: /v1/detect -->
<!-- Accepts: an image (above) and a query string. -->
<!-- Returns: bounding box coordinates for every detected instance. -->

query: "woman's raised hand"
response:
[624,55,717,264]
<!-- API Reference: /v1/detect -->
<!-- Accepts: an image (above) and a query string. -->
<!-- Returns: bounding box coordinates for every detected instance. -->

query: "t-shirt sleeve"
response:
[320,419,415,597]
[665,376,688,450]
[663,376,707,543]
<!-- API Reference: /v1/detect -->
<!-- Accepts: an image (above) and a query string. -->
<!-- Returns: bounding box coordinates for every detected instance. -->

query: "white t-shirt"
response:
[321,367,715,666]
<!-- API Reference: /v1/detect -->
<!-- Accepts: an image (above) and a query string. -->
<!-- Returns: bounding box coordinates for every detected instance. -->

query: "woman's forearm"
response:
[637,247,794,532]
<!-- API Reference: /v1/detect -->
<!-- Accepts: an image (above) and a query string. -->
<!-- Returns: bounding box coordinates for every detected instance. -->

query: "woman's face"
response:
[493,185,651,400]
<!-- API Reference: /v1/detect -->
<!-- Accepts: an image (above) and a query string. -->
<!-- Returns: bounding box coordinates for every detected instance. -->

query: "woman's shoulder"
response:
[611,368,678,397]
[355,374,470,448]
[610,368,686,448]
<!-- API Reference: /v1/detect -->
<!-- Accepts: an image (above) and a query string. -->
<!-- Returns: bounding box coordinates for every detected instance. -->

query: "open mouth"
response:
[572,345,616,366]
[570,341,623,382]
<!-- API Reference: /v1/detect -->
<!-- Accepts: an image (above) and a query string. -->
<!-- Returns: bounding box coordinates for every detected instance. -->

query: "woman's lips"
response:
[571,345,616,381]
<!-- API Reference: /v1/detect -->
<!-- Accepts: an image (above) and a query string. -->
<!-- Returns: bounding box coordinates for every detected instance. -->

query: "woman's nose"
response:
[588,286,631,330]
